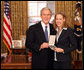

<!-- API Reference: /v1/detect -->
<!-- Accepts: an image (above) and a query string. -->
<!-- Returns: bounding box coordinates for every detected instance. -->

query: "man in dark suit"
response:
[25,7,56,69]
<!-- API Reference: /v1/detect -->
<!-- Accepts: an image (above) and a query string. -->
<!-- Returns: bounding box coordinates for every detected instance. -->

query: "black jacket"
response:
[55,27,77,62]
[25,21,56,69]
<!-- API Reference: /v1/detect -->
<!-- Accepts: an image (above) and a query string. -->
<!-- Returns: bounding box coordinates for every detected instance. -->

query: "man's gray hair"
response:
[40,7,52,15]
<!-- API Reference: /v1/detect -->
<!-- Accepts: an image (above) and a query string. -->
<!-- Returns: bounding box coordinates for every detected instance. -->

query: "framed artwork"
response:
[20,35,26,48]
[12,40,22,49]
[1,53,7,58]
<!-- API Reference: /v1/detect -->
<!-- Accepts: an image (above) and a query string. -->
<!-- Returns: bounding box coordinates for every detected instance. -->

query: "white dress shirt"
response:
[41,21,50,40]
[56,27,67,42]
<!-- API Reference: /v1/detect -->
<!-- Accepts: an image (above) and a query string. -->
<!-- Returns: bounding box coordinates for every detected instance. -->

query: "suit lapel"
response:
[38,22,46,42]
[58,29,67,42]
[38,23,56,42]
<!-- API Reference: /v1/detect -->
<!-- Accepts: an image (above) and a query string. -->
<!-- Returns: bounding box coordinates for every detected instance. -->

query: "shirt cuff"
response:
[63,52,64,54]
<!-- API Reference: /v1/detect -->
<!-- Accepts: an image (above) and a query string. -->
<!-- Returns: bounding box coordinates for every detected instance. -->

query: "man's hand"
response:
[40,42,49,50]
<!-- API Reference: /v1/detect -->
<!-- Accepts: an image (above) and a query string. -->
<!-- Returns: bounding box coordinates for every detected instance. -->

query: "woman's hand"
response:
[54,47,64,53]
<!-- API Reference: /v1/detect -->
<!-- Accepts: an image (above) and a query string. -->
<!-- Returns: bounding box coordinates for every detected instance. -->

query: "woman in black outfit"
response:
[52,12,77,69]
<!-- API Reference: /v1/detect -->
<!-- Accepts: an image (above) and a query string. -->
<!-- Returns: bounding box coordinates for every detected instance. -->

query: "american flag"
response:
[3,1,12,54]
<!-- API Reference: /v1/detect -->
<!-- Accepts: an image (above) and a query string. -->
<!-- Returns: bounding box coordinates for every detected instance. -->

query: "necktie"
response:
[45,26,48,42]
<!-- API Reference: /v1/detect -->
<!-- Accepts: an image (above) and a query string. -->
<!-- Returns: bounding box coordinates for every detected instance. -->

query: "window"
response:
[28,1,55,27]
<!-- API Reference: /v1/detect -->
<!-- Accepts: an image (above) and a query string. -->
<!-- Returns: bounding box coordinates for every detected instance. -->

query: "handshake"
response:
[40,43,64,53]
[40,35,56,50]
[49,45,56,51]
[40,42,55,50]
[49,46,64,53]
[40,35,64,53]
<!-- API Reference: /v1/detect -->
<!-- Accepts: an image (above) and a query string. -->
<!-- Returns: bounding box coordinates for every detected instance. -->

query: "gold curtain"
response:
[55,1,77,29]
[10,1,28,40]
[1,1,28,53]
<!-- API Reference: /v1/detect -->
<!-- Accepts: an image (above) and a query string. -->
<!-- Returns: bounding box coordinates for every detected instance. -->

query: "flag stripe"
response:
[3,37,11,52]
[3,32,11,47]
[3,20,11,36]
[3,1,12,54]
[4,17,11,31]
[3,26,12,45]
[4,13,10,25]
[3,20,12,43]
[4,13,12,37]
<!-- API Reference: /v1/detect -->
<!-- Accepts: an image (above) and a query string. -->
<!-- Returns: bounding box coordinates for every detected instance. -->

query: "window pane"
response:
[49,15,55,24]
[37,1,47,3]
[29,1,47,3]
[28,3,37,16]
[38,3,47,16]
[28,17,41,27]
[28,1,37,3]
[47,1,55,15]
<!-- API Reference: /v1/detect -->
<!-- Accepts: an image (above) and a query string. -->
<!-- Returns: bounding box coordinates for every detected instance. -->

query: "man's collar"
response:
[41,21,49,26]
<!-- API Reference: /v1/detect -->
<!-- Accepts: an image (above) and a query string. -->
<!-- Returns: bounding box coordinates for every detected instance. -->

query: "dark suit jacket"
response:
[25,21,56,69]
[55,27,77,62]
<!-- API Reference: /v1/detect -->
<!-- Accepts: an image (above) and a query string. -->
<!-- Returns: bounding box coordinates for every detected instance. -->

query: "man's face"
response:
[41,9,52,25]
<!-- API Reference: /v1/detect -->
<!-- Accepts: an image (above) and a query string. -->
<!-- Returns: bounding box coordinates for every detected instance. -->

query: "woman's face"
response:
[56,14,65,28]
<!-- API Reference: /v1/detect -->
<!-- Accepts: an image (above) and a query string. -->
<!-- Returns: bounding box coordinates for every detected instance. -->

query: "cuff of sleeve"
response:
[63,52,64,54]
[39,48,41,51]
